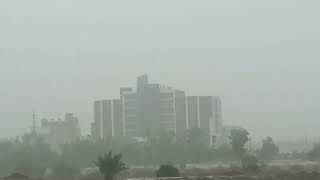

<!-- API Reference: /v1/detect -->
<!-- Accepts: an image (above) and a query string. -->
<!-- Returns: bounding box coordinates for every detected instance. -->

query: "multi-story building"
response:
[91,75,222,145]
[40,113,81,149]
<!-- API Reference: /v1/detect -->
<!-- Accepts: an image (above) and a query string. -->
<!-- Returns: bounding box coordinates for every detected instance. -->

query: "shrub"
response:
[156,164,181,177]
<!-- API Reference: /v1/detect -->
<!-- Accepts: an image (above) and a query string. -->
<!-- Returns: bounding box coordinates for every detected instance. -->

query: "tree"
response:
[308,143,320,161]
[14,133,58,177]
[94,151,126,180]
[146,131,176,164]
[0,141,15,176]
[156,163,181,177]
[241,154,259,171]
[259,137,279,160]
[214,144,235,161]
[229,128,250,160]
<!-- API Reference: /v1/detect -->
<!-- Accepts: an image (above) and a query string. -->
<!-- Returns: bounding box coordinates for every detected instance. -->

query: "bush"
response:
[241,154,259,172]
[156,164,181,177]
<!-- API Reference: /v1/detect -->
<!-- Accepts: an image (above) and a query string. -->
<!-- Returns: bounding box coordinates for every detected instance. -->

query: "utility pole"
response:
[32,110,36,132]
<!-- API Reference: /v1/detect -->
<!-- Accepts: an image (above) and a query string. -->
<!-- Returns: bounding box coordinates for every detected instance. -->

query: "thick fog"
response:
[0,0,319,140]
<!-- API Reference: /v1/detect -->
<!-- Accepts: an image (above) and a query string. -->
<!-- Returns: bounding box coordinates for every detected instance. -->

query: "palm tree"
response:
[94,151,126,180]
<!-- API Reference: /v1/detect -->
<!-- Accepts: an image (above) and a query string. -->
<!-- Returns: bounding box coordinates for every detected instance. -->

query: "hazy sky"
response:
[1,0,320,141]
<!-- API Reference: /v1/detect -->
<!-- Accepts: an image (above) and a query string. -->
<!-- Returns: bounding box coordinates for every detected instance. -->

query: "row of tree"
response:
[94,128,280,180]
[0,128,282,177]
[228,129,279,171]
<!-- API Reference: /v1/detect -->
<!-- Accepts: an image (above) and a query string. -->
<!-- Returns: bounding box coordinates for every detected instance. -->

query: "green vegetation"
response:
[0,127,292,178]
[0,132,59,177]
[229,128,250,160]
[0,129,232,177]
[308,143,320,161]
[241,154,259,171]
[94,151,126,180]
[156,163,181,177]
[259,137,279,160]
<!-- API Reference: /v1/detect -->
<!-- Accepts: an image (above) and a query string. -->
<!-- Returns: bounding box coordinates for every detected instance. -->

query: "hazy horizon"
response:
[1,0,320,141]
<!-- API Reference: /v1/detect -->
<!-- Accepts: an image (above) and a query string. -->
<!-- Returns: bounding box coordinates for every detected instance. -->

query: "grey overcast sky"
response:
[0,0,319,140]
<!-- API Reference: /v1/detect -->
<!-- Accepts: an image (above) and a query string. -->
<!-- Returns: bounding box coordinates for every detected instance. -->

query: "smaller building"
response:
[39,113,81,149]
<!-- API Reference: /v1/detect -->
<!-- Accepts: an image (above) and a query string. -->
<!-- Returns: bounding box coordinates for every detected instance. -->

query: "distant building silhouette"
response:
[91,75,222,145]
[39,113,80,149]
